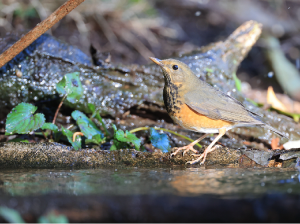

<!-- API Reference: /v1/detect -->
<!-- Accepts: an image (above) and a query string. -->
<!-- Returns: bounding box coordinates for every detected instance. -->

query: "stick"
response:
[52,94,67,124]
[0,0,85,68]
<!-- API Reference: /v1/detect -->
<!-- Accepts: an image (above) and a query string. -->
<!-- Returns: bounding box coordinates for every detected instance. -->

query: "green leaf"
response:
[41,123,59,133]
[7,138,29,143]
[293,115,300,122]
[56,72,83,104]
[246,98,259,107]
[112,124,118,132]
[110,144,117,151]
[87,103,96,113]
[41,123,59,141]
[0,207,25,223]
[149,128,171,152]
[85,134,105,145]
[129,0,141,3]
[205,67,214,73]
[71,110,103,140]
[88,103,110,137]
[112,139,128,151]
[112,125,141,150]
[120,130,141,149]
[246,98,300,122]
[61,127,81,150]
[232,73,242,92]
[5,103,45,135]
[24,7,38,18]
[38,211,68,223]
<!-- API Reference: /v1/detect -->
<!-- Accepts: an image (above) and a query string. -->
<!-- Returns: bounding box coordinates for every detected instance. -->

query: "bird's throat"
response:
[163,82,183,116]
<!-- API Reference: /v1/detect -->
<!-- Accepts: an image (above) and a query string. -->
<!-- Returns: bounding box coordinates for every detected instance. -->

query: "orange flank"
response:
[172,104,233,131]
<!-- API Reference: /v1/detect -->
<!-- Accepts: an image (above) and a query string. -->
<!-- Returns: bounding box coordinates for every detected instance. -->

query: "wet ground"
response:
[1,167,299,197]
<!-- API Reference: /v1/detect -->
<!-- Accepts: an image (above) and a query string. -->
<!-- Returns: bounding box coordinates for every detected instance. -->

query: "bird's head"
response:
[150,57,194,85]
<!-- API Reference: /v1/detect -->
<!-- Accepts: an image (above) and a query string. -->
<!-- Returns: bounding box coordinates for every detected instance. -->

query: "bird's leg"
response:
[170,134,210,157]
[186,128,226,165]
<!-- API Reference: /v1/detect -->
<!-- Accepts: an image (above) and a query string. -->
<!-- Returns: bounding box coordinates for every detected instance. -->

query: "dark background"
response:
[1,0,300,92]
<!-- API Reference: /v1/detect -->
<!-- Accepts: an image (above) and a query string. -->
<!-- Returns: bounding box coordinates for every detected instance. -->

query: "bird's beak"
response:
[149,57,163,67]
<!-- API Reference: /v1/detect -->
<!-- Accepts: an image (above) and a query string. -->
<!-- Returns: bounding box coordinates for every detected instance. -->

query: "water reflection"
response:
[0,167,299,197]
[170,168,300,196]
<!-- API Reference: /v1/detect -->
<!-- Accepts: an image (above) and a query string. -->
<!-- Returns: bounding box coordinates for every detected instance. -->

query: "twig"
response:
[130,127,202,149]
[94,14,118,46]
[0,0,85,68]
[42,131,48,140]
[52,94,67,124]
[119,29,154,61]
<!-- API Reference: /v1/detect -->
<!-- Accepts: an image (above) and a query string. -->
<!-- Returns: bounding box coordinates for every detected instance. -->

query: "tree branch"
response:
[0,0,85,68]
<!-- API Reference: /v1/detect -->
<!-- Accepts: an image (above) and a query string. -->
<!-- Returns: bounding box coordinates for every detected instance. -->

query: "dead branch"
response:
[0,0,85,69]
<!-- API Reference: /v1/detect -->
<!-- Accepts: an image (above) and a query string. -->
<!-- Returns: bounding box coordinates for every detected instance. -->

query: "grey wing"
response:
[184,83,262,124]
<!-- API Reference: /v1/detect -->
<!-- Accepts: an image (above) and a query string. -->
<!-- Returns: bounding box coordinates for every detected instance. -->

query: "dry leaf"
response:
[271,137,283,150]
[267,86,287,112]
[268,160,282,167]
[243,141,251,145]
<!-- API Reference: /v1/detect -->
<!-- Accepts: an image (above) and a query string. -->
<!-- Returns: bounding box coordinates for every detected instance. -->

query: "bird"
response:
[149,57,287,165]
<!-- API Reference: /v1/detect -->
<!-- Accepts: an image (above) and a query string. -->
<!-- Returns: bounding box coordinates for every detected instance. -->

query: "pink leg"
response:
[170,134,210,157]
[186,128,226,165]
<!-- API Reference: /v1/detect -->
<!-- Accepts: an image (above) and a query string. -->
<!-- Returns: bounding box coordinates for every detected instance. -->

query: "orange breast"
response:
[171,104,233,131]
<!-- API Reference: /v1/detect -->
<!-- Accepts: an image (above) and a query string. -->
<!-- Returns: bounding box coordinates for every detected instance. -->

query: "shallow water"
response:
[1,167,299,198]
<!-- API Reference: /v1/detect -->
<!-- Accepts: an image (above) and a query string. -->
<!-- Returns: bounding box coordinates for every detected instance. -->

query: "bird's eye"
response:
[172,65,178,70]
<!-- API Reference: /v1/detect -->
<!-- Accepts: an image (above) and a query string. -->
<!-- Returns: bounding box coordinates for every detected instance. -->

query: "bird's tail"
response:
[264,124,288,139]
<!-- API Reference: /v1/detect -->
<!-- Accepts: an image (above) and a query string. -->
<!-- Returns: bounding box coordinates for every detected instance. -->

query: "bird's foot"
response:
[186,145,221,165]
[170,145,199,158]
[186,153,205,165]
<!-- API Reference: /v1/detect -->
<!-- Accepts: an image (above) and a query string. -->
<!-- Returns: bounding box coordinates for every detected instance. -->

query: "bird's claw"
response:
[183,148,198,157]
[190,153,200,157]
[170,146,199,159]
[170,148,179,158]
[185,159,204,165]
[185,155,204,165]
[185,151,207,165]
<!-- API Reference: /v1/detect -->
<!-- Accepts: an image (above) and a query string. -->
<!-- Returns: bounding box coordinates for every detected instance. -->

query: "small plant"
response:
[38,210,68,223]
[71,110,105,146]
[88,103,110,136]
[0,206,25,223]
[5,103,45,135]
[0,206,69,223]
[61,126,82,150]
[5,71,201,152]
[110,124,141,150]
[5,72,88,149]
[232,72,242,92]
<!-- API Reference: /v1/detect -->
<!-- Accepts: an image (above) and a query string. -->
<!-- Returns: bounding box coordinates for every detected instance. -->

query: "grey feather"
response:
[263,124,288,138]
[184,80,260,123]
[184,78,288,138]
